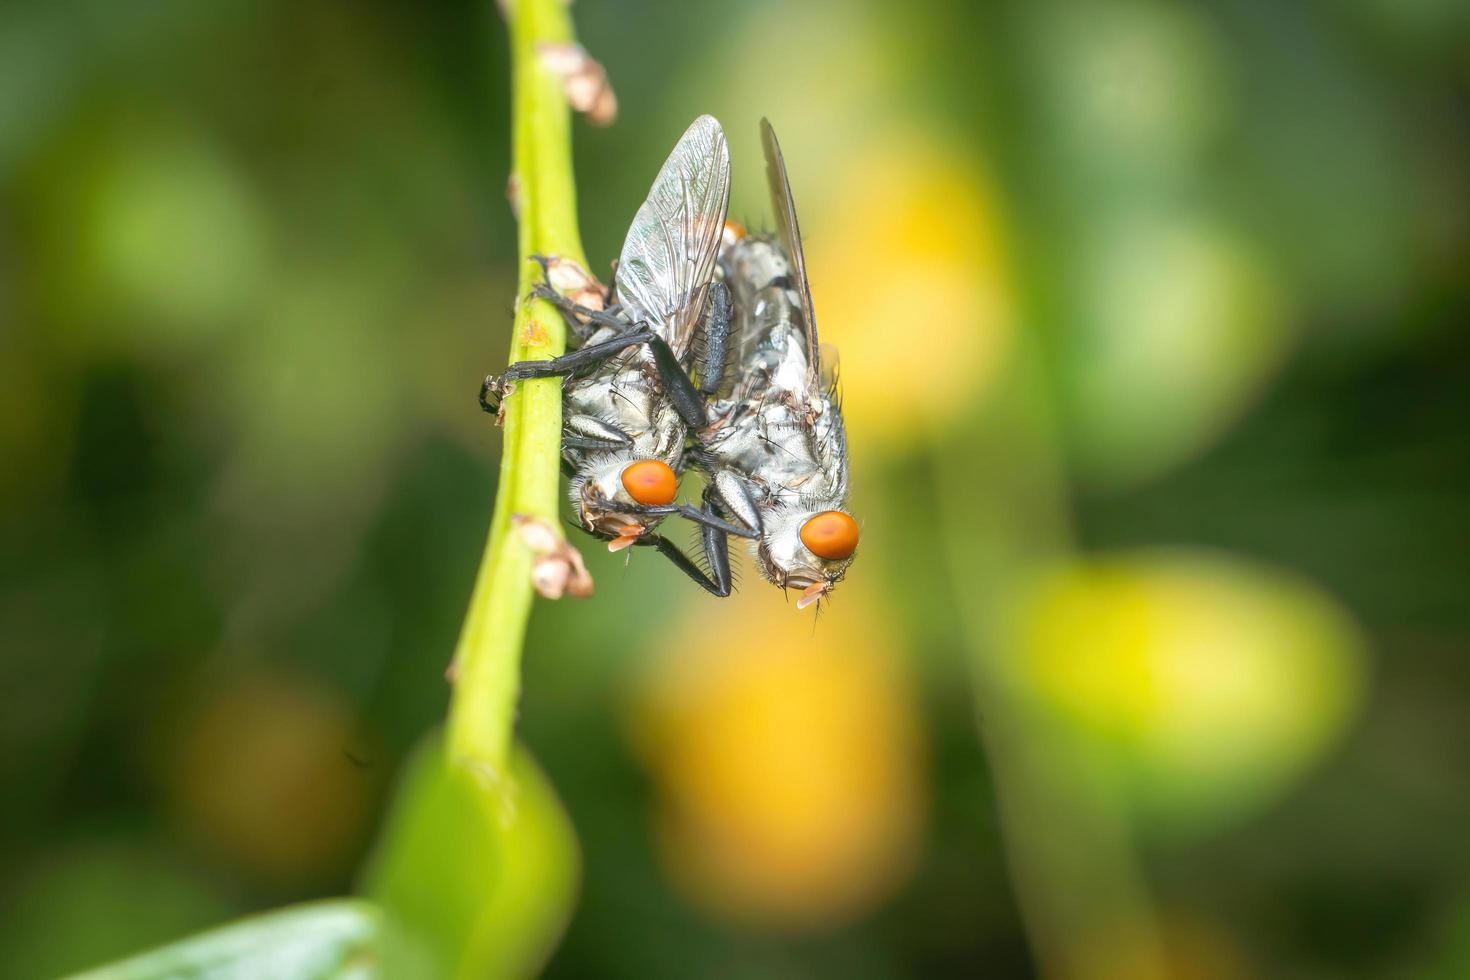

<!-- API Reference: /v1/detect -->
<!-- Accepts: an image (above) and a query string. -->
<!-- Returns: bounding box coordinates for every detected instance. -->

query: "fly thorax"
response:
[721,237,789,296]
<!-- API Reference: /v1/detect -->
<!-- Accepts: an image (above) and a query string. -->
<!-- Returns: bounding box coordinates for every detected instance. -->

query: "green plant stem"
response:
[447,0,588,791]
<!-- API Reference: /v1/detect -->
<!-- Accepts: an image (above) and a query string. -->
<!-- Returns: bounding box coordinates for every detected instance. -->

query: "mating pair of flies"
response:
[481,116,857,610]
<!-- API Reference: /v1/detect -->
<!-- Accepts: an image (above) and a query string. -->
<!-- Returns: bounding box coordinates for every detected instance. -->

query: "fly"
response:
[690,119,859,609]
[480,115,755,591]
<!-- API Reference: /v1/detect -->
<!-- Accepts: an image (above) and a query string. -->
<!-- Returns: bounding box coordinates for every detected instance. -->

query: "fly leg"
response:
[634,533,730,598]
[530,254,616,312]
[479,316,712,433]
[495,259,718,427]
[529,260,715,428]
[529,282,629,341]
[527,255,625,343]
[562,425,633,454]
[704,470,763,538]
[564,414,633,449]
[634,485,741,598]
[646,334,709,428]
[481,338,711,436]
[698,280,732,396]
[479,329,661,415]
[695,487,735,597]
[562,436,627,451]
[619,501,757,540]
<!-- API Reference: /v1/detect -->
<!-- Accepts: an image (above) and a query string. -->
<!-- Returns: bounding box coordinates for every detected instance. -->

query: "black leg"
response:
[483,330,711,431]
[635,533,730,597]
[530,254,614,312]
[480,329,660,414]
[509,255,716,427]
[621,501,758,539]
[645,335,708,428]
[526,254,625,342]
[506,329,660,381]
[529,281,629,337]
[699,280,732,396]
[698,487,733,596]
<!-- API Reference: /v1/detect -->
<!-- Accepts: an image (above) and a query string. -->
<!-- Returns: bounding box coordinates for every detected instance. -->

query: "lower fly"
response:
[479,115,755,591]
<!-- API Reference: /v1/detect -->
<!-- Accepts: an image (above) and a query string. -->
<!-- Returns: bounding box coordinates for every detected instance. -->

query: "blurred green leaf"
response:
[20,114,269,353]
[0,844,239,979]
[361,732,579,980]
[1067,211,1290,487]
[63,899,377,980]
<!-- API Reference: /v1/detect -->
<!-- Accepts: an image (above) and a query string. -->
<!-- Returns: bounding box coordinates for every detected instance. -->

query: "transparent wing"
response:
[615,115,731,356]
[761,118,821,388]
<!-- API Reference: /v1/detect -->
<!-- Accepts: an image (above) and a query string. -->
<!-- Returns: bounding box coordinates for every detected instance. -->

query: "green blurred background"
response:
[3,0,1469,977]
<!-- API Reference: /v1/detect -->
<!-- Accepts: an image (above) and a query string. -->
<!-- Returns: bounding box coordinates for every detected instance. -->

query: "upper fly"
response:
[689,119,859,609]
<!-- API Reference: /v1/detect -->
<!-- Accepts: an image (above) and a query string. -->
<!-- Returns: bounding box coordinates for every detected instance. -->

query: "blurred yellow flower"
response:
[1013,550,1365,834]
[807,137,1014,448]
[628,592,924,930]
[691,1,1015,450]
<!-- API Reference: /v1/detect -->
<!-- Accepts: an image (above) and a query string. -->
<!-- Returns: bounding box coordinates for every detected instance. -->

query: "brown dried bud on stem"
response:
[540,255,608,313]
[512,514,594,599]
[536,42,617,126]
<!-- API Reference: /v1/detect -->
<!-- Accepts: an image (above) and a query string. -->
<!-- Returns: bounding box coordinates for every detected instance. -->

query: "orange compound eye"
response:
[723,219,747,240]
[800,511,859,560]
[621,460,678,506]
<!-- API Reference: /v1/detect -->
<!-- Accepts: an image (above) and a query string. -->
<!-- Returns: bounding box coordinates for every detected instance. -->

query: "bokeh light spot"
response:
[628,594,924,930]
[1015,550,1366,834]
[165,669,377,885]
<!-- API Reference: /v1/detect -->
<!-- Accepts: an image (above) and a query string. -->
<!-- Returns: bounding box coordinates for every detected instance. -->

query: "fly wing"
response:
[760,118,821,389]
[615,115,731,356]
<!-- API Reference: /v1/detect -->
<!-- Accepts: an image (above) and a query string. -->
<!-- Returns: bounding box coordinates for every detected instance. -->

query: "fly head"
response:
[573,453,681,551]
[753,501,859,609]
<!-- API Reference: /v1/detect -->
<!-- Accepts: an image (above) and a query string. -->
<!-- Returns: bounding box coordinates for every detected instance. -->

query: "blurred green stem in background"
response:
[938,332,1168,979]
[447,0,589,791]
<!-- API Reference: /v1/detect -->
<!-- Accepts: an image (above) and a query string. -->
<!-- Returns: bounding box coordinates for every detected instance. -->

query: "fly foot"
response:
[479,374,514,425]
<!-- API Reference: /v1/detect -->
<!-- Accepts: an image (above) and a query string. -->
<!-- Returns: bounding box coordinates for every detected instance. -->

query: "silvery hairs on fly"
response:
[689,119,860,610]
